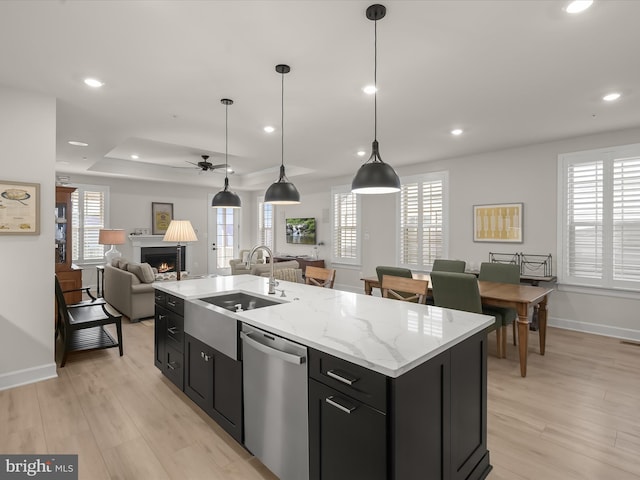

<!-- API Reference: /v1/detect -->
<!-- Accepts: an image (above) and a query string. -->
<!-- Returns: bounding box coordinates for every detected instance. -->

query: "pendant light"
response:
[264,64,301,205]
[351,4,400,194]
[211,98,242,208]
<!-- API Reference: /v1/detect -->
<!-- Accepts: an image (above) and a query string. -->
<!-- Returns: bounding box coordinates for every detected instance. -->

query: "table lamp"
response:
[99,229,126,265]
[162,220,198,280]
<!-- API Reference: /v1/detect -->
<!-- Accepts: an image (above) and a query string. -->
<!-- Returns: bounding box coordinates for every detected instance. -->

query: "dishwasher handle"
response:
[241,331,306,365]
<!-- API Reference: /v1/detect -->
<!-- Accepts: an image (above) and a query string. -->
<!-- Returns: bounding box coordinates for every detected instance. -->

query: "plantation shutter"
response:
[560,143,640,290]
[331,186,360,265]
[399,173,446,270]
[71,185,108,264]
[258,201,273,249]
[613,156,640,282]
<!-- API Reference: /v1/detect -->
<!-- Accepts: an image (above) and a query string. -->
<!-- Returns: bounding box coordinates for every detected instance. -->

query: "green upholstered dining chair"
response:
[376,266,413,299]
[430,271,504,357]
[432,259,466,273]
[479,262,520,353]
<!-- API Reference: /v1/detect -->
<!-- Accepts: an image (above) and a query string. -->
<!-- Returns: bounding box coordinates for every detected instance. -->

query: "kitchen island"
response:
[154,274,494,480]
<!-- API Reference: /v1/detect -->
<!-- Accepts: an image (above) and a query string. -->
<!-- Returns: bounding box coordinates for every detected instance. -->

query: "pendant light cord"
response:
[281,71,285,169]
[224,102,229,184]
[374,17,378,142]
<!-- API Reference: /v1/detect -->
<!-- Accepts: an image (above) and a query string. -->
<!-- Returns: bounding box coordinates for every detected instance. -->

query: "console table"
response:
[272,256,324,275]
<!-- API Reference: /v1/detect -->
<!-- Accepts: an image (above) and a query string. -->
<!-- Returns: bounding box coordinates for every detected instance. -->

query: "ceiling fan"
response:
[185,155,231,173]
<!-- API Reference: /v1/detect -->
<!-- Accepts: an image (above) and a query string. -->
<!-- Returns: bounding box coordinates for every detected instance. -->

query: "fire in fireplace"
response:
[141,246,186,273]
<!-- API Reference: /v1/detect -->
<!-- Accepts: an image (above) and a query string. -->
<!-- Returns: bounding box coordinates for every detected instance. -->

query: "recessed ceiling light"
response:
[68,140,88,147]
[362,85,377,95]
[357,150,366,156]
[264,126,275,133]
[84,78,104,88]
[130,154,139,160]
[565,0,593,14]
[451,129,464,136]
[603,92,621,102]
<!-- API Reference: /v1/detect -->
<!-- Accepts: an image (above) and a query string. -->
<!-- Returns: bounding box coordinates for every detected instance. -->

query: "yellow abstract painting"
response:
[473,203,523,242]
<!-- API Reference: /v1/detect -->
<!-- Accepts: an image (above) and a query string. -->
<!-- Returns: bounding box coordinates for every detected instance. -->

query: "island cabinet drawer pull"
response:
[327,369,359,385]
[326,395,357,414]
[155,294,164,301]
[167,361,177,370]
[167,326,178,334]
[158,314,166,320]
[167,300,177,307]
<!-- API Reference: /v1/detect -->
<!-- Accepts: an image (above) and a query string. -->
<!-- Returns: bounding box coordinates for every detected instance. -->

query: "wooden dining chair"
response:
[55,275,124,367]
[430,271,504,357]
[381,275,430,304]
[479,262,521,353]
[305,266,336,288]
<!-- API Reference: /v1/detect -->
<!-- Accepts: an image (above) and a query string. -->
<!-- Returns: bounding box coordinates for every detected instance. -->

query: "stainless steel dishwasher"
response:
[241,323,309,480]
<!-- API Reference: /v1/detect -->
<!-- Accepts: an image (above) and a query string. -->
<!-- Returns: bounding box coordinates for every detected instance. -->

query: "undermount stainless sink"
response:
[199,292,281,312]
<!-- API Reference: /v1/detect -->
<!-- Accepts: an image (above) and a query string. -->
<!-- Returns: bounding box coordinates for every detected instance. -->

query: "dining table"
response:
[361,274,554,377]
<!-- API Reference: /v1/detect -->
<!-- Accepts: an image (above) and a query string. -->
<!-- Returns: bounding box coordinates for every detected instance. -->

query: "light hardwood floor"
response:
[1,321,639,480]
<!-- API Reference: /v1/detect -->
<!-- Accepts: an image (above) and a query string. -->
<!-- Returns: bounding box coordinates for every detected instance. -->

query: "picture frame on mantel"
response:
[152,202,173,235]
[0,180,40,235]
[473,202,523,243]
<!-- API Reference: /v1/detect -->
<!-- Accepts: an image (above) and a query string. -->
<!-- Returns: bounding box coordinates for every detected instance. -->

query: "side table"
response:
[96,265,105,297]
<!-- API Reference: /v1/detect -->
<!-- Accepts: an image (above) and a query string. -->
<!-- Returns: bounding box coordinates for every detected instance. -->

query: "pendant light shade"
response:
[212,98,242,208]
[351,4,400,195]
[264,64,301,205]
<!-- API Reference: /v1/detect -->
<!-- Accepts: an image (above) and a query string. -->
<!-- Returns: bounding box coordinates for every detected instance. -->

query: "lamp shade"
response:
[98,229,126,245]
[162,220,198,243]
[351,161,401,194]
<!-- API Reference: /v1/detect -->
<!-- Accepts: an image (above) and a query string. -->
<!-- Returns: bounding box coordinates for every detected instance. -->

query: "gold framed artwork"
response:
[473,203,523,243]
[152,202,173,235]
[0,180,40,235]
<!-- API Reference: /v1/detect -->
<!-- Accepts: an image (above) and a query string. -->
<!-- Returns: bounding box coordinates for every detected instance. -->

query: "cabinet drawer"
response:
[165,294,184,315]
[164,344,184,390]
[166,312,184,353]
[309,349,387,412]
[154,290,166,307]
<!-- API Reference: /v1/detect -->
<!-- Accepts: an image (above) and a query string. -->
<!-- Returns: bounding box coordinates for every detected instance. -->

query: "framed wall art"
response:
[473,202,523,243]
[0,180,40,235]
[152,202,173,235]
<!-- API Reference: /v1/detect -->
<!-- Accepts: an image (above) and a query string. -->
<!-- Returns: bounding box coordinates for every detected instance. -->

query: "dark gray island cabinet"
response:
[153,278,492,480]
[308,330,490,480]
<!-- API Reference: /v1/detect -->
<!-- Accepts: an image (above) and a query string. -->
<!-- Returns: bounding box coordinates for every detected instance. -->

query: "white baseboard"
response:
[0,363,57,391]
[548,316,640,342]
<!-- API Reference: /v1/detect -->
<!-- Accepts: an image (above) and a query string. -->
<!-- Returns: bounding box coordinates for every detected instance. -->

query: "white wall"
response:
[0,86,57,389]
[289,126,640,340]
[67,174,253,286]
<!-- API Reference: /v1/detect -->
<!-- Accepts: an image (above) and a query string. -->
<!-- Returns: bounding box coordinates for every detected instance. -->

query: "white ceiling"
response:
[1,0,639,191]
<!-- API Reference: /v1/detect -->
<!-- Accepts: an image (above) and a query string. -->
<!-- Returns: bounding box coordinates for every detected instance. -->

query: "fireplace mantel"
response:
[129,235,192,271]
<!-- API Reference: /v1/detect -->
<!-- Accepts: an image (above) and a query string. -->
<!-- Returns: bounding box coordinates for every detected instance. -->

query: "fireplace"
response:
[141,246,186,273]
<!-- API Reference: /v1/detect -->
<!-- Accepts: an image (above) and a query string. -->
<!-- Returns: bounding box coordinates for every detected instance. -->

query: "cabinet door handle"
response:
[167,361,177,370]
[327,369,358,385]
[200,351,211,362]
[326,395,356,414]
[158,314,166,320]
[167,326,178,334]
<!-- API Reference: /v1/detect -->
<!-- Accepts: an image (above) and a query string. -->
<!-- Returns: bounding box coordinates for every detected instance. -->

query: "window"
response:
[71,184,109,264]
[258,199,273,249]
[398,172,448,270]
[331,185,361,265]
[559,143,640,290]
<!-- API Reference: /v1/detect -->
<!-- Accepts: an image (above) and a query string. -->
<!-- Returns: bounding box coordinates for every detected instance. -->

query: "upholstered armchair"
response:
[229,249,265,275]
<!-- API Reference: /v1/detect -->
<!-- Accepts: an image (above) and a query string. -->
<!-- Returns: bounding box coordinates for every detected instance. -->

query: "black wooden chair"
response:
[55,275,123,367]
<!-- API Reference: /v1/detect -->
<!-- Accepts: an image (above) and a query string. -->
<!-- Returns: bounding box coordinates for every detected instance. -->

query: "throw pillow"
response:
[127,262,155,283]
[115,258,129,270]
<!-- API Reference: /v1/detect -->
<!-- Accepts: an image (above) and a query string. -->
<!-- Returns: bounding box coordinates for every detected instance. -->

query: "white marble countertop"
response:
[154,275,494,378]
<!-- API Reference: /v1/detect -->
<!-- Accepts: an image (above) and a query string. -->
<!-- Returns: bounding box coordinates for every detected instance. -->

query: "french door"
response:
[208,194,240,274]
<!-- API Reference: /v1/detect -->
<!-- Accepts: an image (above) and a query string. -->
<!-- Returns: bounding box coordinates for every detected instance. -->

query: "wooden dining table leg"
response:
[537,296,548,355]
[517,304,529,377]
